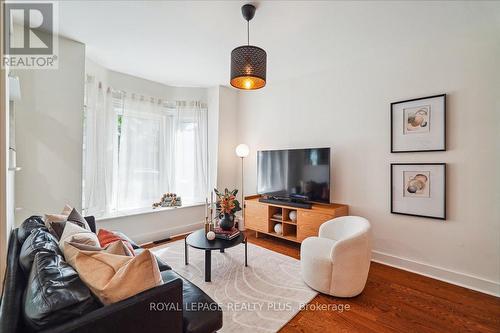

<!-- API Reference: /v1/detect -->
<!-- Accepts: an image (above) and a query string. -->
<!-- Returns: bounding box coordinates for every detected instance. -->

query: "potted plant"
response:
[214,188,241,230]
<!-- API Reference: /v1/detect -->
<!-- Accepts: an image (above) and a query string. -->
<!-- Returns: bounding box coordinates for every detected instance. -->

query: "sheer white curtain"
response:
[83,77,116,216]
[117,95,168,210]
[117,98,207,209]
[170,101,208,203]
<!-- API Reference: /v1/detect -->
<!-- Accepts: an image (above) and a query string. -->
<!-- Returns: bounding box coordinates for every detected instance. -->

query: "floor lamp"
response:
[235,144,249,231]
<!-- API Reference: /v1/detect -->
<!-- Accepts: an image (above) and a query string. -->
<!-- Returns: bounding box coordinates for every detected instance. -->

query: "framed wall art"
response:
[391,163,446,220]
[391,94,446,152]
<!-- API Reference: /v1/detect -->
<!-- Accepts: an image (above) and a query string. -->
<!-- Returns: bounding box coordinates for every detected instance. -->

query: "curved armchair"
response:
[300,216,371,297]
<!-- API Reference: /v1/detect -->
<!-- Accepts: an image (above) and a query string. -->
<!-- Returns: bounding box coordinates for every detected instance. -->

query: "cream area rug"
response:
[152,239,317,332]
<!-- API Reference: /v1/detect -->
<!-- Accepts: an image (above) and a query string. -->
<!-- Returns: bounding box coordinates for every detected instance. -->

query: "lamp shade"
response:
[235,144,250,158]
[230,46,266,90]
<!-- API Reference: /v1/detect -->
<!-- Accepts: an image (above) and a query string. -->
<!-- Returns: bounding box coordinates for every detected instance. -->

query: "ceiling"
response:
[57,0,351,87]
[56,1,496,88]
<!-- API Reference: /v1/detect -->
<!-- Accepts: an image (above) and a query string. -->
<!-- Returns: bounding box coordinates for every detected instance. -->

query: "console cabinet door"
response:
[297,211,335,242]
[245,201,268,232]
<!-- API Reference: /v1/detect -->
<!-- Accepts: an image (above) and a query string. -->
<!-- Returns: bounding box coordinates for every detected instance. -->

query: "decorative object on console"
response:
[230,4,267,90]
[274,223,283,235]
[288,210,297,222]
[215,188,241,231]
[235,143,249,230]
[391,94,446,152]
[272,212,283,219]
[391,163,446,220]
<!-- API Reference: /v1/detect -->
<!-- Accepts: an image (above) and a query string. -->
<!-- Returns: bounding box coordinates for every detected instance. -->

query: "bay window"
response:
[83,76,207,217]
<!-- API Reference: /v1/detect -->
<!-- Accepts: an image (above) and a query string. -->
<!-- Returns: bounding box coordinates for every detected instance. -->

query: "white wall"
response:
[0,58,9,284]
[87,59,207,102]
[235,3,500,295]
[96,204,205,244]
[13,35,86,225]
[217,86,239,191]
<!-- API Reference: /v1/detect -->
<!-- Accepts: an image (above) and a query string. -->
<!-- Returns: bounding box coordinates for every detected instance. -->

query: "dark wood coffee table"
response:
[185,229,247,282]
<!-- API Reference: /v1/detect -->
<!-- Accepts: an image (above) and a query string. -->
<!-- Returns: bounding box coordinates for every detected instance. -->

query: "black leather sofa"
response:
[0,216,223,333]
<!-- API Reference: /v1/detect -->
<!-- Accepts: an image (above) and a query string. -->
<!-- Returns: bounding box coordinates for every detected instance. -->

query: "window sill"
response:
[95,202,205,222]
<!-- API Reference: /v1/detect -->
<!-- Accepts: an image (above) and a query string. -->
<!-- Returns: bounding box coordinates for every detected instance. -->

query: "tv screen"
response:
[257,148,331,204]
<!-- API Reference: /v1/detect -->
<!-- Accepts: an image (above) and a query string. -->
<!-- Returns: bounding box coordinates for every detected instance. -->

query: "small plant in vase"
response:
[214,188,241,231]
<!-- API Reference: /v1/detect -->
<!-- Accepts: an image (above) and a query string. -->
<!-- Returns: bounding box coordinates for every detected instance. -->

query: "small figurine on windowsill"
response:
[152,193,182,209]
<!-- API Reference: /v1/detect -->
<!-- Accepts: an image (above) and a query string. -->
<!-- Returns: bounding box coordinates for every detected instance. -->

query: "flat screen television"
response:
[257,147,331,204]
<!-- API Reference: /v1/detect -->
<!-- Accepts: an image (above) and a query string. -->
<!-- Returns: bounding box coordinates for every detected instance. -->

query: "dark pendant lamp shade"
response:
[230,46,266,90]
[230,4,267,90]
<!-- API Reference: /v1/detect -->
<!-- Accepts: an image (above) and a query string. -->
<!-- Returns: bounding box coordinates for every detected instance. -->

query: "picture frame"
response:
[391,94,446,153]
[391,163,446,220]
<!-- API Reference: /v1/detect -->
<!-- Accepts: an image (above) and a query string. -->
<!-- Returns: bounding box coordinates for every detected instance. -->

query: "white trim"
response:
[126,220,204,244]
[372,250,500,297]
[95,202,205,222]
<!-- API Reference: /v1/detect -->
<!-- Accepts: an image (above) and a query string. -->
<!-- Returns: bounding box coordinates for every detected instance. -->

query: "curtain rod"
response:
[86,74,207,108]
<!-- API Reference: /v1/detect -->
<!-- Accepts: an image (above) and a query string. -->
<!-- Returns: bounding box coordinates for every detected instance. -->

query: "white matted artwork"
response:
[391,94,445,152]
[403,171,430,198]
[404,105,430,134]
[391,163,446,220]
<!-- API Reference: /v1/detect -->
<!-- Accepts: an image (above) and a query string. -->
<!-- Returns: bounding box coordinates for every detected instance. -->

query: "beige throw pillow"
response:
[64,244,162,304]
[59,222,99,253]
[64,240,134,257]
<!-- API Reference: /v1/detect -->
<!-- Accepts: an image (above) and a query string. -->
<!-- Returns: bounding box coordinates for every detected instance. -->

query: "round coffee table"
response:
[185,229,247,282]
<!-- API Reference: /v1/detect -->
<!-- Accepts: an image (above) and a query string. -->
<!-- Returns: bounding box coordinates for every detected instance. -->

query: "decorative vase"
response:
[219,213,235,231]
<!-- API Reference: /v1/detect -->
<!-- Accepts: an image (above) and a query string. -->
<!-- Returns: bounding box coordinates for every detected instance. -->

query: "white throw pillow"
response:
[59,222,99,253]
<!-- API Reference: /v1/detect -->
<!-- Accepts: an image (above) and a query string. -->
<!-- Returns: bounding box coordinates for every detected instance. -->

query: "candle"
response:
[205,197,208,220]
[210,192,214,219]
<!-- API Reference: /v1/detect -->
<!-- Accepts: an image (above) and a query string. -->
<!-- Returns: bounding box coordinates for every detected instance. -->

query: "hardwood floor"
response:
[149,231,500,333]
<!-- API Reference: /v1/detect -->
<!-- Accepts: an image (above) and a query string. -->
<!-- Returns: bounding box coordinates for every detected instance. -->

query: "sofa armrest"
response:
[41,277,184,333]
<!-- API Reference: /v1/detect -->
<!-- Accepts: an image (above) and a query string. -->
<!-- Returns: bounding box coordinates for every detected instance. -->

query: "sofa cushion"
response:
[59,222,100,253]
[134,248,172,271]
[23,251,98,330]
[64,245,162,305]
[17,216,46,244]
[161,270,223,333]
[19,228,61,273]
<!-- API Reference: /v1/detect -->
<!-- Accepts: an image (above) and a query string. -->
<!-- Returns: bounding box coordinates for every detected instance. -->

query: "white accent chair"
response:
[300,216,371,297]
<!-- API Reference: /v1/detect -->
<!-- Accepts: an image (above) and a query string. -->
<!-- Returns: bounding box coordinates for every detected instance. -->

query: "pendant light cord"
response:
[247,20,250,46]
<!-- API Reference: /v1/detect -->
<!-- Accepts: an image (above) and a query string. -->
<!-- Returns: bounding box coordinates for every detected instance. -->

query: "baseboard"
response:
[133,221,204,244]
[371,250,500,297]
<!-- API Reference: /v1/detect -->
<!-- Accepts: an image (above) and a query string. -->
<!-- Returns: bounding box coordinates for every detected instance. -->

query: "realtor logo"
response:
[2,1,58,69]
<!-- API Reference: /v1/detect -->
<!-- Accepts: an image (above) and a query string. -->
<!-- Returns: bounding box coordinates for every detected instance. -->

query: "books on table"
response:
[214,227,240,240]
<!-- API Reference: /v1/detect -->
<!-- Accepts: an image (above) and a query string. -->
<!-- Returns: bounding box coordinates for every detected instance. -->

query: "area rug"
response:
[152,239,317,332]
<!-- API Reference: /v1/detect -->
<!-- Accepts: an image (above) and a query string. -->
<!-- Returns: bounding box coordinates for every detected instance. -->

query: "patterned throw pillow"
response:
[46,207,91,240]
[97,229,135,256]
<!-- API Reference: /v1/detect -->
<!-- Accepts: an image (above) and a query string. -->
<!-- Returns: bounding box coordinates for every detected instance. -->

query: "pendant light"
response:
[230,4,267,90]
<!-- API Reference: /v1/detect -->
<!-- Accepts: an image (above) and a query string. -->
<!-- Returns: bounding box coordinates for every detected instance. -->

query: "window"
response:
[83,78,208,217]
